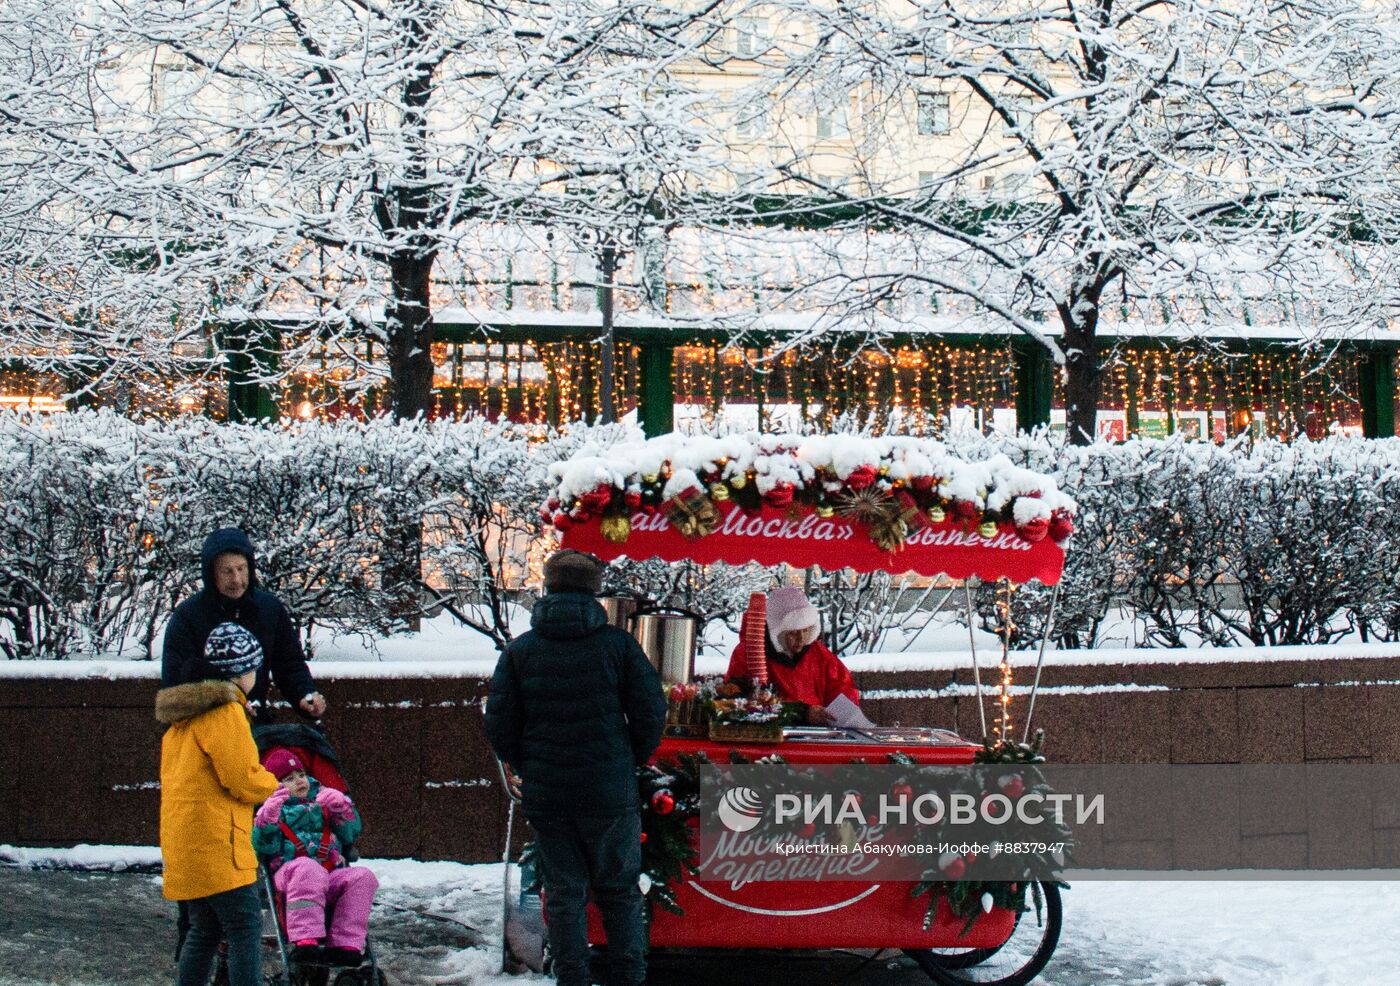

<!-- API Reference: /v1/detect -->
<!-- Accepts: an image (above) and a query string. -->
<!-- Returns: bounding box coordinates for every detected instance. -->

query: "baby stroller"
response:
[250,723,385,986]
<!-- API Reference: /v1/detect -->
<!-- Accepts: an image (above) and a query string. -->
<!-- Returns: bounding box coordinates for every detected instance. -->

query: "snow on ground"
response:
[0,844,162,871]
[7,627,1397,685]
[6,600,1399,685]
[4,845,1395,985]
[1055,879,1400,986]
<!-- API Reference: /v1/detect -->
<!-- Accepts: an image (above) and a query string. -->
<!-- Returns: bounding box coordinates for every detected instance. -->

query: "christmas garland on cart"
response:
[545,433,1075,583]
[633,738,1071,930]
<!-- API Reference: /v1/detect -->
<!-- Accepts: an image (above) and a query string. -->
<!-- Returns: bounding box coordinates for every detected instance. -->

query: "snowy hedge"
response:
[3,411,1400,659]
[0,412,593,659]
[963,433,1400,649]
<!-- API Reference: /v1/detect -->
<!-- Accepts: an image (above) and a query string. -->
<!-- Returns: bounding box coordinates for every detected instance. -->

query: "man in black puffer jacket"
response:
[162,527,324,723]
[485,550,665,986]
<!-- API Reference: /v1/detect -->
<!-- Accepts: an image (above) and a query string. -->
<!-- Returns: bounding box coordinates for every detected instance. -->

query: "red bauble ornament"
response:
[999,775,1026,799]
[763,483,795,509]
[639,831,648,844]
[845,466,878,491]
[798,822,816,839]
[952,499,980,523]
[1048,512,1075,542]
[1016,516,1050,543]
[651,790,676,815]
[579,484,613,514]
[545,496,561,512]
[911,475,935,492]
[624,491,642,510]
[941,856,966,880]
[552,512,572,531]
[890,782,914,805]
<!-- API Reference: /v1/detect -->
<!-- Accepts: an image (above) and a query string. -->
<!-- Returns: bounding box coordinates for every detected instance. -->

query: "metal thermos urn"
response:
[596,595,640,631]
[631,612,698,685]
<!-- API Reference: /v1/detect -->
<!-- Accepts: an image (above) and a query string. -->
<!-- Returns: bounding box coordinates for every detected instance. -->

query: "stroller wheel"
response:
[295,967,330,986]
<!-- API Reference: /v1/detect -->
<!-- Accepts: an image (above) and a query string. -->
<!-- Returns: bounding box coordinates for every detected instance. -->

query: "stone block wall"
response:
[3,653,1398,863]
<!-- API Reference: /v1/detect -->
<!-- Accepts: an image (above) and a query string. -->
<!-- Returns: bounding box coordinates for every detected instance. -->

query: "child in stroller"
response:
[253,738,380,970]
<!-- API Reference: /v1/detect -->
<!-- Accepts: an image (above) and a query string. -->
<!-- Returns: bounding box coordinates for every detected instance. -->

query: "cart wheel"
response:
[903,881,1062,986]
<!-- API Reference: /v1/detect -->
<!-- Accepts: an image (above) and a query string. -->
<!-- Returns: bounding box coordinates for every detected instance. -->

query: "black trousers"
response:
[528,811,647,986]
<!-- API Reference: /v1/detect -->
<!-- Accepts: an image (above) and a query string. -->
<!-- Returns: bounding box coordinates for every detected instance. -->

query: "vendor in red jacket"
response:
[726,586,860,726]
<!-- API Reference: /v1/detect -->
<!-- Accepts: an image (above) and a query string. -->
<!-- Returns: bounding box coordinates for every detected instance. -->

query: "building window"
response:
[734,17,769,58]
[916,93,950,135]
[156,65,201,113]
[998,172,1030,199]
[735,105,769,140]
[816,95,850,139]
[1000,95,1033,138]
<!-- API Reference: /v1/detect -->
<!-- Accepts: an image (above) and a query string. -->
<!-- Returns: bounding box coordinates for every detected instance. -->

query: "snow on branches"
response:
[4,413,1400,660]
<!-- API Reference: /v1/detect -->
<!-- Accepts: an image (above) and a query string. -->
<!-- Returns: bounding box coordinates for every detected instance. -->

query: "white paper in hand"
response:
[825,693,875,729]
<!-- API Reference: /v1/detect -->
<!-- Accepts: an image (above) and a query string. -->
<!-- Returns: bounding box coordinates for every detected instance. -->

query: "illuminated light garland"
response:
[994,578,1017,745]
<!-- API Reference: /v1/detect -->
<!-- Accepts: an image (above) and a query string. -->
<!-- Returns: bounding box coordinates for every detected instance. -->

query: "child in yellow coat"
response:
[157,622,279,986]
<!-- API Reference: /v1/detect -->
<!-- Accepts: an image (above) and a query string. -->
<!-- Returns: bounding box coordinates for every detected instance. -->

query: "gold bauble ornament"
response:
[927,506,946,524]
[642,473,659,484]
[710,483,730,502]
[816,505,834,518]
[600,515,632,544]
[730,474,748,490]
[979,520,1000,538]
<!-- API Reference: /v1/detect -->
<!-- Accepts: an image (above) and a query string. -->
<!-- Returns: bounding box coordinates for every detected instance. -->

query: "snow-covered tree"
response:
[0,0,225,401]
[1,0,737,417]
[740,0,1400,442]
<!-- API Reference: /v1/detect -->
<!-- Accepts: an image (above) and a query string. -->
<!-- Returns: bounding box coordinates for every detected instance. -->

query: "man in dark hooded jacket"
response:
[162,527,324,722]
[485,550,665,986]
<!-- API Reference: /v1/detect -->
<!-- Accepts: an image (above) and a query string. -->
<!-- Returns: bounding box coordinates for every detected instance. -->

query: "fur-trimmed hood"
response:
[155,680,247,725]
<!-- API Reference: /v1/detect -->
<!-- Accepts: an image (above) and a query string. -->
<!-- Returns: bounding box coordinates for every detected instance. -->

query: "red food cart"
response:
[508,435,1076,986]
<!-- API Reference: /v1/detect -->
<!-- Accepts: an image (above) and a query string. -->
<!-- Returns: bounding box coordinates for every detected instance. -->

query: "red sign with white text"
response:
[562,502,1065,584]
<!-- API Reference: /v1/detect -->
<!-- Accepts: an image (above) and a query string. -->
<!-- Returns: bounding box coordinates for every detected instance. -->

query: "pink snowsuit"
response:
[253,785,378,949]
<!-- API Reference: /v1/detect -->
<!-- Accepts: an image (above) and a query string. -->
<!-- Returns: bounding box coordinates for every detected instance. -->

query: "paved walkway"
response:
[0,868,928,986]
[5,864,1397,985]
[0,868,476,986]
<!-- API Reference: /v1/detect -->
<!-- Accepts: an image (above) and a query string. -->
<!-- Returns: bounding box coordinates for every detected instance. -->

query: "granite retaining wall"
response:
[3,653,1397,862]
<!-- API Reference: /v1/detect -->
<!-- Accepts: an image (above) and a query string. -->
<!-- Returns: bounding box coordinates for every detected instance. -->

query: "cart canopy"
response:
[544,433,1075,585]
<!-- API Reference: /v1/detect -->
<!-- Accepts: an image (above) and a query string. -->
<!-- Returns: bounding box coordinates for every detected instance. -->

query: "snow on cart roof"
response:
[545,433,1076,584]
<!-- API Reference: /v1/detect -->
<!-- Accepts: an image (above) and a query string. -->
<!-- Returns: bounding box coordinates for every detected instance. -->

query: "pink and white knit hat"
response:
[766,587,819,648]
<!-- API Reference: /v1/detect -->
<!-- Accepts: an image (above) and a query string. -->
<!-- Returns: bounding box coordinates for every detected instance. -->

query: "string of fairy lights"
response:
[0,338,1380,436]
[1091,346,1365,439]
[0,244,1381,439]
[994,579,1017,746]
[672,339,1018,435]
[0,367,220,418]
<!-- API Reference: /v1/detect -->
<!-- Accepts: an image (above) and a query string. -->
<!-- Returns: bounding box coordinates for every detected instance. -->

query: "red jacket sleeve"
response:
[725,642,747,682]
[816,643,860,706]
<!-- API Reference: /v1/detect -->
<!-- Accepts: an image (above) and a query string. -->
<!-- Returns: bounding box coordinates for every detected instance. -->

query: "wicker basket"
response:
[707,720,783,743]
